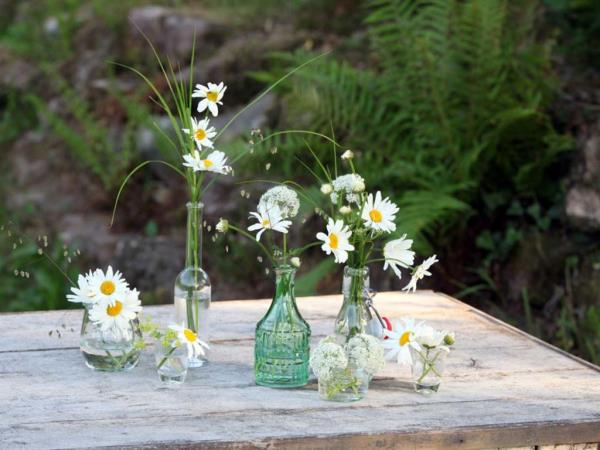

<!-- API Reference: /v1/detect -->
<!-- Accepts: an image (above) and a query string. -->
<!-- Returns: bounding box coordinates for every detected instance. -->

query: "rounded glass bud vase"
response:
[334,266,378,340]
[80,308,142,372]
[255,265,311,388]
[174,202,211,368]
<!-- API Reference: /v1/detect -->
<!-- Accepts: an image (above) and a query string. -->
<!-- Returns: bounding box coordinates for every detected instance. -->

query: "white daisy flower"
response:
[258,185,300,219]
[316,218,355,263]
[403,255,439,293]
[383,235,415,279]
[382,318,423,365]
[192,82,227,117]
[169,323,210,360]
[361,191,399,233]
[66,273,95,305]
[413,324,449,350]
[247,203,292,242]
[88,288,142,332]
[183,117,216,149]
[87,266,129,306]
[182,150,231,175]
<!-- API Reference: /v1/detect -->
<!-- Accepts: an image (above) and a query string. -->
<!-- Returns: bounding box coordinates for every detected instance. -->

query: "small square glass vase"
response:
[409,345,449,394]
[155,344,189,386]
[317,367,370,402]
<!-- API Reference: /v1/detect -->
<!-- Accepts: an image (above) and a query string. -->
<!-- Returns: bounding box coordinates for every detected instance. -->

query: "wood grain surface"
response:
[1,291,599,450]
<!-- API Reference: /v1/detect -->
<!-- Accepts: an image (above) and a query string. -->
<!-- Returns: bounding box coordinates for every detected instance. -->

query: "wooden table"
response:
[2,291,600,450]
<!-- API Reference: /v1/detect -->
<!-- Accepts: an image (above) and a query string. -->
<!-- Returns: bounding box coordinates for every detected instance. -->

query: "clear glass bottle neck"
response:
[343,266,369,297]
[274,265,296,302]
[185,202,203,269]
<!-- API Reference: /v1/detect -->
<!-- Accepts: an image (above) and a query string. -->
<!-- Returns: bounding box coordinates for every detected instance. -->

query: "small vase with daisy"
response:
[68,266,144,372]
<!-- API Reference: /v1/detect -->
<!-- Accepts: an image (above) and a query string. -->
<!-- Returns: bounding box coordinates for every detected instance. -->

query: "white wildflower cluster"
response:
[310,334,385,381]
[259,185,300,219]
[346,334,385,375]
[309,339,348,381]
[67,266,142,332]
[330,174,365,204]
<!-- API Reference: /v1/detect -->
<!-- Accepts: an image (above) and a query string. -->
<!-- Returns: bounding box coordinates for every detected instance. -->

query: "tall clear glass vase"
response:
[174,202,211,367]
[255,265,311,388]
[334,266,377,341]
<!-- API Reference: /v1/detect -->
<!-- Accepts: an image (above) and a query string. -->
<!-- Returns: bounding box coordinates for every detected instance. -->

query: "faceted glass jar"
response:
[410,346,449,394]
[80,309,142,372]
[174,202,211,368]
[334,266,375,340]
[317,366,370,402]
[255,265,311,388]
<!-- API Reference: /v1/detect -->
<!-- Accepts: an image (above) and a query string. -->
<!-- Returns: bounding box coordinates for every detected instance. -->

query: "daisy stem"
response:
[156,346,177,371]
[228,225,275,266]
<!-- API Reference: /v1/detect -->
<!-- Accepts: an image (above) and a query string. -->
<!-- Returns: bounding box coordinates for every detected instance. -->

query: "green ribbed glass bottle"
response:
[254,265,310,388]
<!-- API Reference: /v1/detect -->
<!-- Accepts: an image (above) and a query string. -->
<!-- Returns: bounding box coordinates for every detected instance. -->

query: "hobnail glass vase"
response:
[174,202,211,368]
[410,345,449,394]
[317,366,370,402]
[255,265,311,388]
[80,308,142,371]
[334,266,380,340]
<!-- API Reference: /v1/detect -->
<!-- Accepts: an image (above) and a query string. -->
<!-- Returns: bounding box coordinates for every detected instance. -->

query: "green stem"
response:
[157,346,177,370]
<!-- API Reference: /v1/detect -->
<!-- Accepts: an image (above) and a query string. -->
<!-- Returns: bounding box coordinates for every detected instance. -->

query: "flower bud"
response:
[216,218,229,233]
[339,206,352,215]
[290,257,301,268]
[320,183,333,195]
[444,332,455,346]
[341,149,354,160]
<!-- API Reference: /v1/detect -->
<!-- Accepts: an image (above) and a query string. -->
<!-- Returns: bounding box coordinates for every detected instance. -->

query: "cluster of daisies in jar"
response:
[315,149,438,292]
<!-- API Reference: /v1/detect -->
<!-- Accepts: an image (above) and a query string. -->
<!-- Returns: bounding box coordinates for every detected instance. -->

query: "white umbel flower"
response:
[247,204,292,242]
[88,288,142,332]
[182,150,231,175]
[403,255,439,293]
[330,174,366,204]
[169,323,210,360]
[87,266,129,306]
[192,82,227,117]
[316,218,355,263]
[216,218,229,233]
[66,273,95,305]
[183,117,216,149]
[382,318,423,365]
[361,191,399,233]
[383,235,415,279]
[346,334,385,375]
[310,339,348,381]
[320,183,333,195]
[258,185,300,219]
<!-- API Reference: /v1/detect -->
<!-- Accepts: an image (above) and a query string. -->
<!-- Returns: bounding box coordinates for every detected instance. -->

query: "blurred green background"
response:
[1,0,599,363]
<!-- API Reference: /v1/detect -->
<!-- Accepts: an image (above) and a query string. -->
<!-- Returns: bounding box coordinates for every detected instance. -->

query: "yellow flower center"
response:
[106,301,123,317]
[399,331,411,346]
[183,328,197,342]
[203,159,214,168]
[100,280,115,295]
[369,209,383,223]
[194,129,206,141]
[206,91,218,102]
[329,233,339,249]
[262,219,270,227]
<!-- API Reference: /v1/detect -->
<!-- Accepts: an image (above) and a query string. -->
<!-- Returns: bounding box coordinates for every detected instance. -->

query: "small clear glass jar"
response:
[155,343,189,386]
[80,309,142,372]
[410,345,449,394]
[317,366,370,402]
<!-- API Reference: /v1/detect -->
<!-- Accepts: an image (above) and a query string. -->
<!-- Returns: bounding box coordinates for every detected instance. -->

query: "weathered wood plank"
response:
[1,291,600,450]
